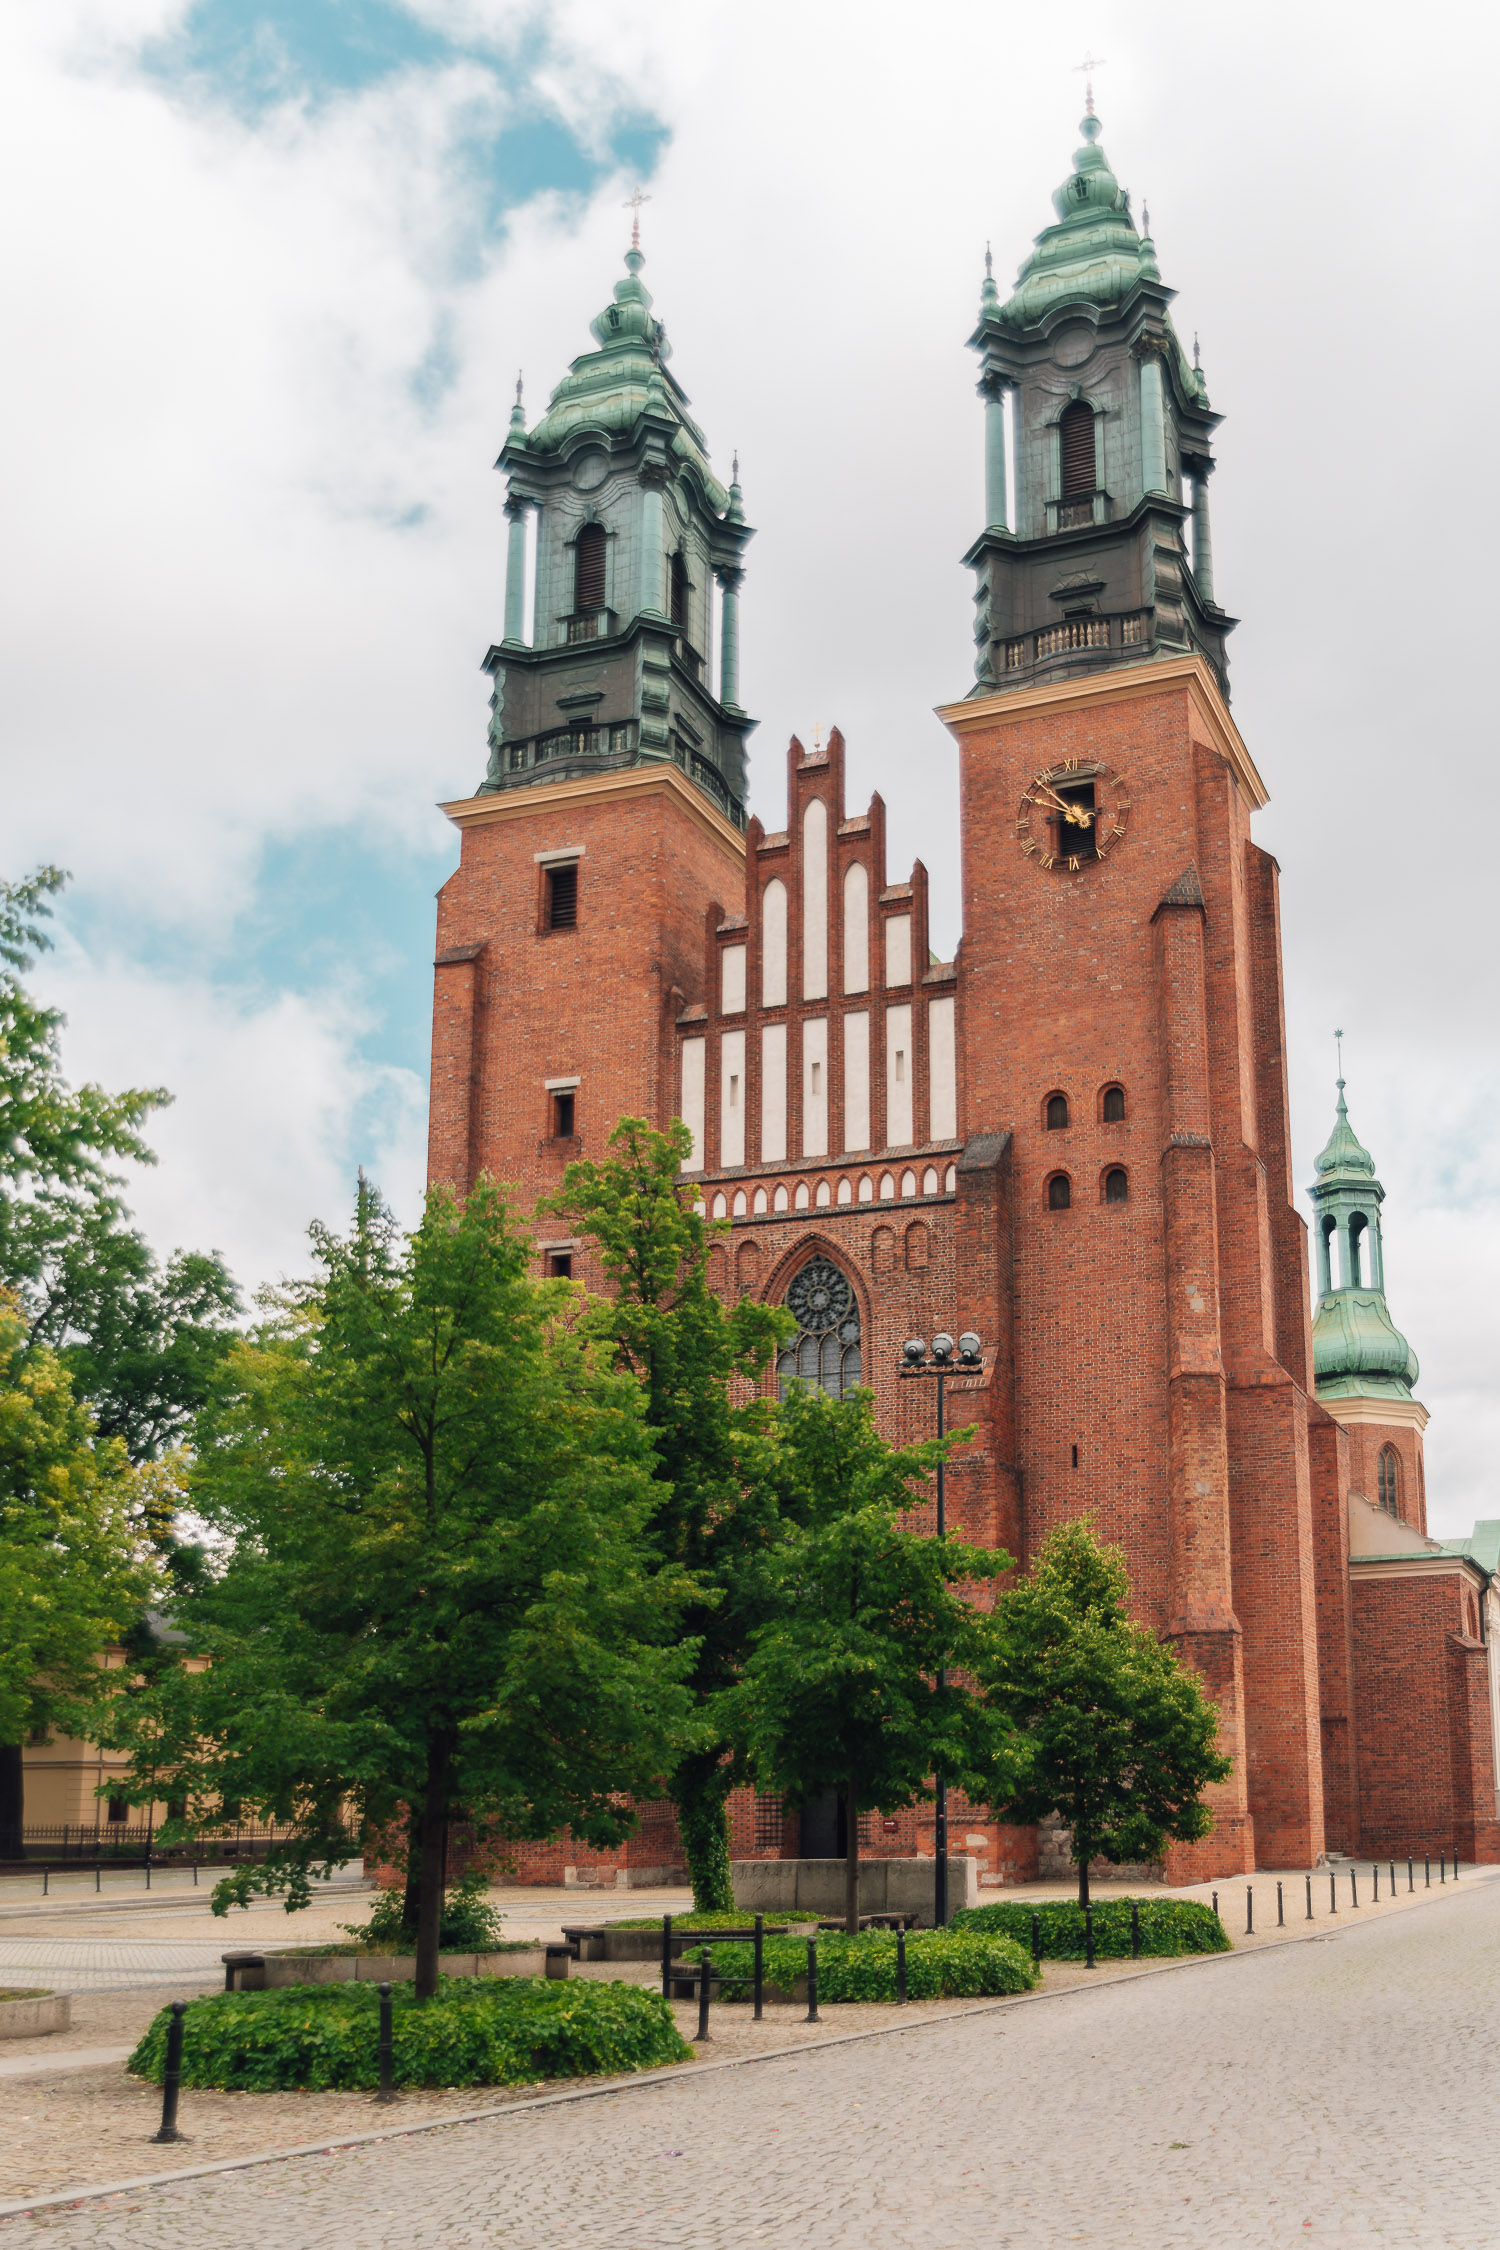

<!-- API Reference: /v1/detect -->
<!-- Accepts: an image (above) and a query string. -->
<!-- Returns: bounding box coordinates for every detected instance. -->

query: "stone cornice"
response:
[936,654,1269,812]
[1349,1555,1485,1587]
[1320,1395,1431,1434]
[440,763,747,860]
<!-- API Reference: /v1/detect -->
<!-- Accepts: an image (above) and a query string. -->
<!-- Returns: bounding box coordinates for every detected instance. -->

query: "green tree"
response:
[542,1119,789,1910]
[107,1177,699,1998]
[989,1520,1233,1906]
[0,1296,159,1856]
[0,867,240,1462]
[729,1384,1020,1933]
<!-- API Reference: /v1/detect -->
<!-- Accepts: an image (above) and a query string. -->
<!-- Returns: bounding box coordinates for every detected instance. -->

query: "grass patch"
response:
[949,1897,1229,1959]
[127,1977,692,2093]
[685,1927,1037,2001]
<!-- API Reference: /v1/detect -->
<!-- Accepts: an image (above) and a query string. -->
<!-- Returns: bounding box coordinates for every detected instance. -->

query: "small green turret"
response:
[1307,1079,1420,1401]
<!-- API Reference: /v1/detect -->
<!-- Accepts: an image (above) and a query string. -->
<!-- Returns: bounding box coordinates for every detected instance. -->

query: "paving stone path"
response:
[7,1882,1499,2247]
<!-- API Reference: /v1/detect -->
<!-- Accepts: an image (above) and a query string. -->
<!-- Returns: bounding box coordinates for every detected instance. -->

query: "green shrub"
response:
[949,1897,1229,1959]
[685,1928,1037,2002]
[339,1867,508,1955]
[127,1977,692,2093]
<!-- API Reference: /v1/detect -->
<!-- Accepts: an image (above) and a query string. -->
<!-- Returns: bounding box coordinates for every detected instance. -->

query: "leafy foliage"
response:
[105,1176,701,1995]
[727,1383,1020,1930]
[951,1896,1230,1959]
[342,1868,508,1954]
[686,1928,1037,2002]
[987,1520,1233,1906]
[608,1910,806,1931]
[542,1120,789,1910]
[127,1977,692,2091]
[0,1296,159,1850]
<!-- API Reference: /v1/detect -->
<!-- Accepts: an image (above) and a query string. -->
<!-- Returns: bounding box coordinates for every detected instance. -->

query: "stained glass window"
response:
[777,1257,862,1401]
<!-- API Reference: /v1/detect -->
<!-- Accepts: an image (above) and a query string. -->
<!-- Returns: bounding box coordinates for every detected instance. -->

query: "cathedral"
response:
[427,111,1500,1884]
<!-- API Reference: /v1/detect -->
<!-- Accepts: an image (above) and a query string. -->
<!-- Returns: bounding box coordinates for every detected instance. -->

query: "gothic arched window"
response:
[1102,1083,1126,1123]
[574,523,606,613]
[1103,1167,1129,1205]
[1059,400,1097,497]
[1045,1092,1070,1131]
[1378,1446,1400,1517]
[777,1257,862,1402]
[1047,1173,1072,1211]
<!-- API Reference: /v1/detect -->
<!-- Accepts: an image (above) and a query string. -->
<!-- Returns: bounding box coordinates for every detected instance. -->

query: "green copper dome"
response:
[996,112,1161,329]
[517,246,729,510]
[1313,1081,1377,1181]
[1306,1078,1419,1401]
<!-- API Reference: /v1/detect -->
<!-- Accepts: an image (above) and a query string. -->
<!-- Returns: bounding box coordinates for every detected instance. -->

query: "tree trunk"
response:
[413,1734,451,2002]
[0,1744,23,1864]
[400,1803,423,1937]
[844,1776,860,1936]
[672,1752,734,1912]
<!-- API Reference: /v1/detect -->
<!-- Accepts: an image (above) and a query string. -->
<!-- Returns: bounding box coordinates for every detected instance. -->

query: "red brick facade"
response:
[427,656,1496,1880]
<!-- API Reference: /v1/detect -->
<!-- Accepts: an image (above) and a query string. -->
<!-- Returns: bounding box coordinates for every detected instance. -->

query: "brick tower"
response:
[428,234,751,1255]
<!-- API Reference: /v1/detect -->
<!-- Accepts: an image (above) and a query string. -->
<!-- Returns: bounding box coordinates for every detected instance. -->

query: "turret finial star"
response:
[515,371,523,406]
[985,240,993,279]
[1074,52,1107,115]
[1335,1027,1345,1088]
[624,187,651,250]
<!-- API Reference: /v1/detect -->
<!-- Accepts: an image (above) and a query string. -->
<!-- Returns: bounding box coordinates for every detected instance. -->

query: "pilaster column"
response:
[503,499,529,645]
[1136,339,1168,496]
[1191,470,1216,603]
[716,565,743,708]
[638,462,669,617]
[979,374,1010,532]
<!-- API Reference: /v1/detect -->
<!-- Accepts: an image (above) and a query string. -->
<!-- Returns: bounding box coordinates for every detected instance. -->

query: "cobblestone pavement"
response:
[5,1878,1500,2247]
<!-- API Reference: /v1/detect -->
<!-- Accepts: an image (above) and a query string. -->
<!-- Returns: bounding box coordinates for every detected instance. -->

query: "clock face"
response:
[1017,757,1132,876]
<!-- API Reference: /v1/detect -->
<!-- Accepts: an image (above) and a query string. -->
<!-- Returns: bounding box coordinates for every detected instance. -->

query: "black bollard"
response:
[1373,1862,1380,1903]
[753,1915,764,2023]
[1330,1872,1337,1914]
[661,1913,673,2001]
[1212,1889,1218,1922]
[151,2002,188,2143]
[1453,1851,1460,1881]
[1277,1881,1284,1928]
[1351,1868,1358,1908]
[1425,1854,1431,1888]
[193,1862,198,1887]
[1389,1860,1396,1896]
[1439,1852,1446,1885]
[42,1867,47,1898]
[1084,1905,1095,1969]
[805,1938,820,2024]
[696,1949,714,2042]
[1131,1902,1141,1960]
[1246,1887,1253,1937]
[376,1981,396,2104]
[95,1861,100,1894]
[1408,1856,1414,1893]
[1030,1911,1042,1964]
[896,1925,907,2004]
[1305,1874,1313,1921]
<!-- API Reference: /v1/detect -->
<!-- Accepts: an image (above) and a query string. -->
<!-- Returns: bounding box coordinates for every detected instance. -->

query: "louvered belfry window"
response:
[1059,400,1097,498]
[574,523,606,612]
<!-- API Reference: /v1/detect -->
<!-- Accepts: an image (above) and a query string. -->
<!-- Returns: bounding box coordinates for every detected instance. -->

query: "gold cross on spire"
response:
[623,187,651,250]
[1073,52,1107,114]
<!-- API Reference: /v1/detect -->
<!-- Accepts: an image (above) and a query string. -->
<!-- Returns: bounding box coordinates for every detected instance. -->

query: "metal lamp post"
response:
[898,1328,983,1928]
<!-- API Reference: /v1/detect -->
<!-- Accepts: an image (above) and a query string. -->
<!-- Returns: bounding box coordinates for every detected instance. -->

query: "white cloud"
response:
[47,943,429,1287]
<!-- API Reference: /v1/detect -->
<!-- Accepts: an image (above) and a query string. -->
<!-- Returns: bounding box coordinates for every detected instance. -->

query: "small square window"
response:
[552,1089,575,1138]
[107,1796,128,1824]
[546,1251,573,1279]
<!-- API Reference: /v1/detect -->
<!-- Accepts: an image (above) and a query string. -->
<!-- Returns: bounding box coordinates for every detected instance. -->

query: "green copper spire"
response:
[997,111,1163,331]
[1307,1074,1419,1399]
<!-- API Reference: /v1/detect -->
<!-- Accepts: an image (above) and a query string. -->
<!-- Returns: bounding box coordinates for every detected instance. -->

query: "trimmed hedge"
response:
[949,1897,1229,1959]
[686,1927,1037,2002]
[127,1977,692,2093]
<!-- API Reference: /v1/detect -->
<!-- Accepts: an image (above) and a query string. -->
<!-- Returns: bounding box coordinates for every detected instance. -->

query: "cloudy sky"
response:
[4,0,1496,1532]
